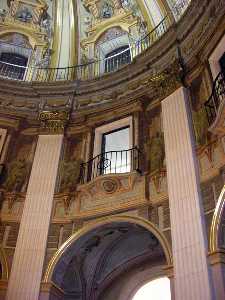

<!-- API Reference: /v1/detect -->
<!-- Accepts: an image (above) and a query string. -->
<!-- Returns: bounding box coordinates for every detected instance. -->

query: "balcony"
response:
[76,147,147,217]
[204,72,225,135]
[0,0,192,83]
[0,16,169,82]
[80,147,141,184]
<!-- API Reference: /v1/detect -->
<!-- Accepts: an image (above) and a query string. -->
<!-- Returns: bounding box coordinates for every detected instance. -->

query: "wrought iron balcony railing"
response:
[204,72,225,125]
[80,147,141,184]
[104,46,131,73]
[0,17,170,82]
[0,0,192,83]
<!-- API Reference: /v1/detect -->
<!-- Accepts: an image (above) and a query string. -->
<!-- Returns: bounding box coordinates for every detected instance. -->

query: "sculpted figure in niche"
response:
[149,131,165,173]
[60,159,82,192]
[191,75,209,146]
[4,158,28,192]
[193,105,209,146]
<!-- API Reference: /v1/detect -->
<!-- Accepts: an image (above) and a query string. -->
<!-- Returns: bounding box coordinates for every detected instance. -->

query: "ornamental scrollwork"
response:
[39,110,70,133]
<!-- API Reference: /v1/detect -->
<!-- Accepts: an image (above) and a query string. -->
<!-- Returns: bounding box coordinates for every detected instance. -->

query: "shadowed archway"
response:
[44,216,172,300]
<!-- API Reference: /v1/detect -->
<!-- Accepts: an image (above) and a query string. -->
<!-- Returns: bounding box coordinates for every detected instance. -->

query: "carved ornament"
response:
[39,110,69,133]
[76,172,149,217]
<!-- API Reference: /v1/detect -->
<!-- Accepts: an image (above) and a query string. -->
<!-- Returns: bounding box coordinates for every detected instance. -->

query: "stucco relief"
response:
[76,172,148,215]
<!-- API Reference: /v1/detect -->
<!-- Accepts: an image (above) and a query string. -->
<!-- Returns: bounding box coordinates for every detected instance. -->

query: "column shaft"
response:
[6,135,63,300]
[162,87,214,299]
[51,0,77,69]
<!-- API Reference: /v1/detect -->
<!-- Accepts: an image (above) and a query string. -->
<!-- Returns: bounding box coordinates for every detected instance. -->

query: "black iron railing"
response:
[0,18,170,82]
[0,60,27,80]
[0,0,192,83]
[104,47,131,73]
[131,16,170,58]
[204,72,225,125]
[80,147,141,184]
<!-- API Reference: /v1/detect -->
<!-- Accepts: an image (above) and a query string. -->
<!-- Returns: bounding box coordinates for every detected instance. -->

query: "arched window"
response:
[0,34,32,80]
[0,52,28,79]
[104,45,131,73]
[132,277,171,300]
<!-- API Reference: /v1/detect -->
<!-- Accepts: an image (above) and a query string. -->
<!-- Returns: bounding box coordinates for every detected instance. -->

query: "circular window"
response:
[132,277,171,300]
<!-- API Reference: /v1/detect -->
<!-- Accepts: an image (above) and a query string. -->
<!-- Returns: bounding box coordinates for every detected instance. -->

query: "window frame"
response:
[93,116,133,159]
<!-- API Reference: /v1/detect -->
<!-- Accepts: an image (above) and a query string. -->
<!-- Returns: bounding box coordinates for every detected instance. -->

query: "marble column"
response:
[162,87,214,299]
[6,135,63,300]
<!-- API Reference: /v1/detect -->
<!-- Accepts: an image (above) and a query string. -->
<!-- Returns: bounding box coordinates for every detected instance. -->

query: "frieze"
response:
[0,97,39,113]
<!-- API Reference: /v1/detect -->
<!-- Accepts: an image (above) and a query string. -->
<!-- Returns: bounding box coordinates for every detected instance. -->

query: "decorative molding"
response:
[208,250,225,266]
[39,111,69,133]
[76,172,149,215]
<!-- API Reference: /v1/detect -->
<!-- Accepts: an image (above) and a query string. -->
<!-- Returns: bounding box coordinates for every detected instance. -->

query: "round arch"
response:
[0,247,9,280]
[210,184,225,252]
[83,23,130,46]
[0,29,46,49]
[44,215,173,283]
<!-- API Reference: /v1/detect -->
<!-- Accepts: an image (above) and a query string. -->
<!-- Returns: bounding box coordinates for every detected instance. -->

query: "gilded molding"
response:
[69,0,78,68]
[40,281,65,295]
[210,184,225,253]
[208,249,225,266]
[50,0,63,68]
[39,110,69,133]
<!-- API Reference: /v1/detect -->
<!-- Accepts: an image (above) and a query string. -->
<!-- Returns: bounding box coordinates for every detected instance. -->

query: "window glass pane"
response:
[103,126,130,152]
[102,126,130,174]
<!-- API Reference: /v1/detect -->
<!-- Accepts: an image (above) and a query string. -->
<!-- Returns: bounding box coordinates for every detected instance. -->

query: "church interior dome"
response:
[0,1,225,300]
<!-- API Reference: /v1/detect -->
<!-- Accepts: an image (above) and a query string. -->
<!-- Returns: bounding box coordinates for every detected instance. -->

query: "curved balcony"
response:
[80,147,141,184]
[0,0,191,83]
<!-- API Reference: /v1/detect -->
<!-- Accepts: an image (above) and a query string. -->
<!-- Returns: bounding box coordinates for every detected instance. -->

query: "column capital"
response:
[38,110,69,134]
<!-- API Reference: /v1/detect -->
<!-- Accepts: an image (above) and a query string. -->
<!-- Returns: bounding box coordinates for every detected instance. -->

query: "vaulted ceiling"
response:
[52,222,166,300]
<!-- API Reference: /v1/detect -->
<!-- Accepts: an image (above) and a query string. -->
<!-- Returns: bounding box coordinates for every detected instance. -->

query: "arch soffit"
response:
[0,247,9,280]
[210,184,225,252]
[44,215,173,283]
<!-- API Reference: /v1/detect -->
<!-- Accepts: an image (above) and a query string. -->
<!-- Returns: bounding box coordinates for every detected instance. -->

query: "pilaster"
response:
[162,87,214,299]
[6,134,63,300]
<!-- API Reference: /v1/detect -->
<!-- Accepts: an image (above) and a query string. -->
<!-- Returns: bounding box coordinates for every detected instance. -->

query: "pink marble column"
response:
[6,135,63,300]
[162,87,214,299]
